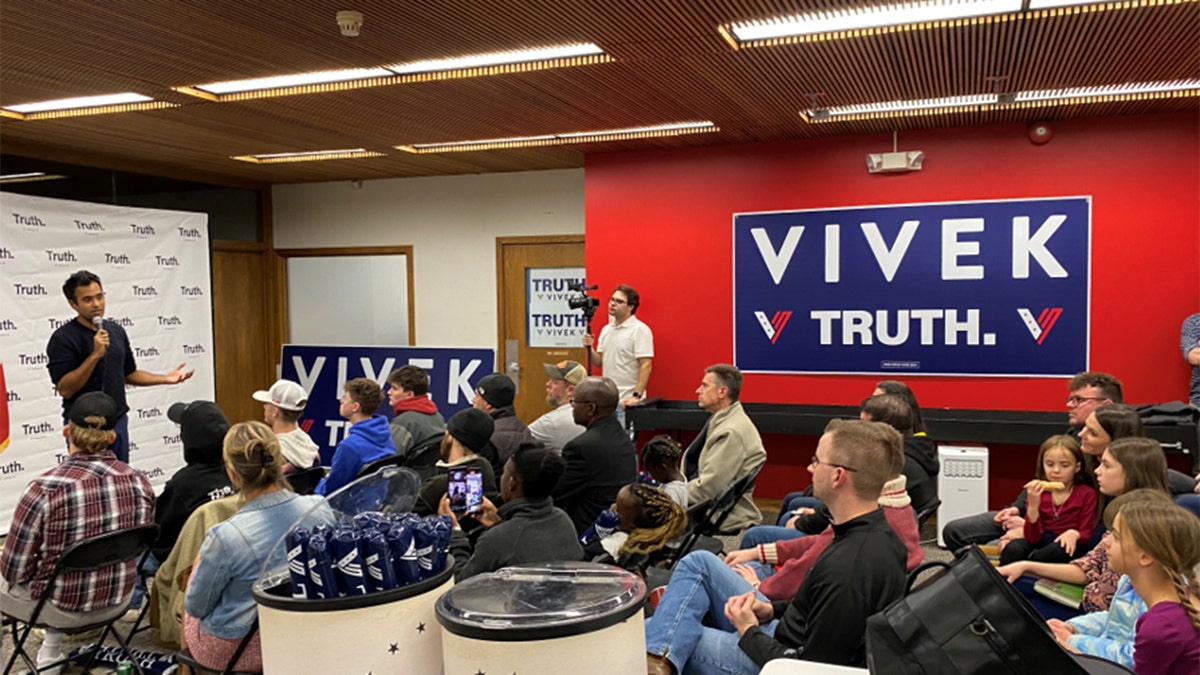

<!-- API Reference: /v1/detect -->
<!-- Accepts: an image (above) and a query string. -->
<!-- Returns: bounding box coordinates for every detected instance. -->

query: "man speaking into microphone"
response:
[46,270,194,463]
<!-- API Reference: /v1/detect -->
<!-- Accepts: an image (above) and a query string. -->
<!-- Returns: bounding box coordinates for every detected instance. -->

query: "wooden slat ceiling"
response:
[1,0,1196,186]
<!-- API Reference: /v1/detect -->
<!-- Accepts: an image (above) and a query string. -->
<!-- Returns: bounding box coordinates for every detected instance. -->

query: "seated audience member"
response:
[641,435,688,508]
[999,438,1171,621]
[686,364,767,543]
[942,371,1123,550]
[184,422,326,672]
[1178,473,1200,517]
[0,392,155,672]
[253,378,320,472]
[725,433,923,601]
[154,401,236,568]
[586,483,688,567]
[999,434,1097,565]
[151,495,241,649]
[553,376,638,534]
[644,419,907,674]
[472,372,534,474]
[528,360,587,453]
[315,378,395,496]
[384,365,445,457]
[415,408,501,515]
[1046,490,1172,669]
[1110,500,1200,674]
[439,442,582,580]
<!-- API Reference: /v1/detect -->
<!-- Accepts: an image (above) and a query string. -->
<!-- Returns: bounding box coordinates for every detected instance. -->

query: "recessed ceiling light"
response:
[387,43,605,75]
[1,93,172,120]
[190,68,395,95]
[396,121,718,153]
[231,148,386,164]
[802,79,1200,122]
[723,0,1021,46]
[0,172,68,184]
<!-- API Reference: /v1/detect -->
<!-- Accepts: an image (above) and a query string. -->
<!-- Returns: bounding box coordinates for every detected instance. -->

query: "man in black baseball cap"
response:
[471,373,533,476]
[154,402,235,561]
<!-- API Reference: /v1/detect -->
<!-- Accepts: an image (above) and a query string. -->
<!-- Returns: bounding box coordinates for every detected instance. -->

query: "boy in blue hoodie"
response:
[315,378,395,496]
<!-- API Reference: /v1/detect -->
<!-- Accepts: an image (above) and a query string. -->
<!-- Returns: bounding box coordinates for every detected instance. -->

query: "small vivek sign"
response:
[733,197,1090,376]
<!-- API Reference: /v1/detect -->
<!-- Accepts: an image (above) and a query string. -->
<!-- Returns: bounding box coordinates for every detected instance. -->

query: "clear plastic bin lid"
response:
[254,466,422,594]
[435,561,647,641]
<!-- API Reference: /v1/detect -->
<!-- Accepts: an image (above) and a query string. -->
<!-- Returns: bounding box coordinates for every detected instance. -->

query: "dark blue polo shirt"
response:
[46,317,137,418]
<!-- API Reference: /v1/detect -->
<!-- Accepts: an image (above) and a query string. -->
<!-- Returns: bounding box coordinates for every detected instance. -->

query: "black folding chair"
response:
[286,465,327,495]
[662,463,763,567]
[356,452,404,478]
[3,523,159,675]
[402,437,443,483]
[175,618,260,675]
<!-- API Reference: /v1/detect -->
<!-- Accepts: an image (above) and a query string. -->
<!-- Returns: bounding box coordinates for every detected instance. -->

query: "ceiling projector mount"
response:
[867,130,924,174]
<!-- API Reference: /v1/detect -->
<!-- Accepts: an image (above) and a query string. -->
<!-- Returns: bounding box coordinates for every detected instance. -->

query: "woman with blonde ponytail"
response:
[1106,499,1200,674]
[183,421,324,672]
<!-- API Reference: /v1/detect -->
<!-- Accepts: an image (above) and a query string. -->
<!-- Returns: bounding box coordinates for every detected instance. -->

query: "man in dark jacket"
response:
[154,401,236,562]
[385,365,445,457]
[552,377,638,534]
[415,408,501,515]
[472,372,533,475]
[440,441,582,580]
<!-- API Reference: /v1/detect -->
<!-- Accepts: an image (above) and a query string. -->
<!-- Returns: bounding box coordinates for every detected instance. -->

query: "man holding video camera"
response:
[582,284,654,427]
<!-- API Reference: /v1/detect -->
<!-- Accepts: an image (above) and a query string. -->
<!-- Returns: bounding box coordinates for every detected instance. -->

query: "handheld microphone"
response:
[93,316,104,331]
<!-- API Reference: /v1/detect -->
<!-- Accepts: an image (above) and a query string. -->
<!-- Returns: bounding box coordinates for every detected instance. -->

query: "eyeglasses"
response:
[609,297,629,305]
[809,455,858,472]
[1065,396,1107,406]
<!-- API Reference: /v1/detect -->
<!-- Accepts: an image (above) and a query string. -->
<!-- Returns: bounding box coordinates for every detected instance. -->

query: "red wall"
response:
[584,113,1200,504]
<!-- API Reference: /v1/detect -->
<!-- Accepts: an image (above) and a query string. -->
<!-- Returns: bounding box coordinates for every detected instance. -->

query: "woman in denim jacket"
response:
[184,421,326,671]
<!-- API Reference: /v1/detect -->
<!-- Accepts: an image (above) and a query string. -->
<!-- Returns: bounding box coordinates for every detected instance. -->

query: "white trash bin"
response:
[436,562,647,675]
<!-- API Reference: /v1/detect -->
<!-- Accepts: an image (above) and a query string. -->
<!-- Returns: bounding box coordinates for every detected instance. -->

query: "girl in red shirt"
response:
[1000,434,1098,565]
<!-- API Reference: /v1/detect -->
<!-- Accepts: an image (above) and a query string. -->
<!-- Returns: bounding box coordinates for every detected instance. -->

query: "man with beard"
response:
[415,408,502,515]
[527,360,587,453]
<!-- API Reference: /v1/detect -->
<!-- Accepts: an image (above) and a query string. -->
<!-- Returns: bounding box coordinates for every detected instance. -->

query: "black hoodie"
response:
[152,401,236,560]
[902,434,939,513]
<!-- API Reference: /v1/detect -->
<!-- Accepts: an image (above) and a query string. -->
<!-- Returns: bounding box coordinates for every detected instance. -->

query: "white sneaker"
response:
[33,649,66,675]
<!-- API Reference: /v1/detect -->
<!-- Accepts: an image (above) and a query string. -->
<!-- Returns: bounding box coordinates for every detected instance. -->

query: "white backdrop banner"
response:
[0,193,216,531]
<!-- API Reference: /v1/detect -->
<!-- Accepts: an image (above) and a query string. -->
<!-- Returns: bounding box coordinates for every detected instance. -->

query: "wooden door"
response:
[211,247,273,424]
[496,236,587,423]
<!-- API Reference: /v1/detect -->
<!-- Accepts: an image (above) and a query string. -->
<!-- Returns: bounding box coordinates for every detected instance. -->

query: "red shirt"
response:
[1023,484,1097,543]
[0,451,155,612]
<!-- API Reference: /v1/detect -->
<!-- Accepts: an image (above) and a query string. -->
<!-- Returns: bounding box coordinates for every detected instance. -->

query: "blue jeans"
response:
[645,551,778,675]
[1176,493,1200,517]
[739,526,805,549]
[777,495,822,526]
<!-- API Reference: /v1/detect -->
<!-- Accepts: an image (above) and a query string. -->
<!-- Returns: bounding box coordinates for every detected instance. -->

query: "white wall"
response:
[272,168,584,351]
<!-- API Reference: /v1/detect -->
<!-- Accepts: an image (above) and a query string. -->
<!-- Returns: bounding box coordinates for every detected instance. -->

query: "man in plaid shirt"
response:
[1,392,155,669]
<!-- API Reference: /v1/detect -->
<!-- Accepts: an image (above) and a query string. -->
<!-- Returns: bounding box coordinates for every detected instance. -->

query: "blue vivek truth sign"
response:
[279,344,495,463]
[733,197,1091,376]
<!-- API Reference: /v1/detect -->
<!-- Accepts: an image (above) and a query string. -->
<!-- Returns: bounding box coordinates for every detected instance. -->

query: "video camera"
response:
[566,280,601,321]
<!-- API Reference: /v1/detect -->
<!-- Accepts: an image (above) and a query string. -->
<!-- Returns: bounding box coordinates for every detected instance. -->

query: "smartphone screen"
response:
[449,469,484,514]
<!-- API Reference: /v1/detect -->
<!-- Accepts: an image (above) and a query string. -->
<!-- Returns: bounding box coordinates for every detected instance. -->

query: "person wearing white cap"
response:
[527,360,587,453]
[253,379,319,471]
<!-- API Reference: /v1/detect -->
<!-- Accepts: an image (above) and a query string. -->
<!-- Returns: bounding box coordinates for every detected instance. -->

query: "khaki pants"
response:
[1,581,126,629]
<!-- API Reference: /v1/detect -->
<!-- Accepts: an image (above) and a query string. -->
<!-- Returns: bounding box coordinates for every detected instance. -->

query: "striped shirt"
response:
[0,450,155,612]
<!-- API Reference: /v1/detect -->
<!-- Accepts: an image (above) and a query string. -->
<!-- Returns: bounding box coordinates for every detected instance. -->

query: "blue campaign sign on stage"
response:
[733,197,1091,376]
[280,344,495,463]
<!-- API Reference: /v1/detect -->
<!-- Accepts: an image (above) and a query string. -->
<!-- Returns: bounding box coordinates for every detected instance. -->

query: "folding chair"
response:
[402,437,443,483]
[286,465,327,495]
[3,523,159,675]
[356,452,404,479]
[662,463,763,567]
[175,618,260,675]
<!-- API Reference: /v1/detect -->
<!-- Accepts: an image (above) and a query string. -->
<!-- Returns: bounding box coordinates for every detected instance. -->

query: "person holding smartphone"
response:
[439,442,583,581]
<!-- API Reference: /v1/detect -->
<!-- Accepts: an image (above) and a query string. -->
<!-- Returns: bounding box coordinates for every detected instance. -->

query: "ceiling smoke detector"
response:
[337,10,363,37]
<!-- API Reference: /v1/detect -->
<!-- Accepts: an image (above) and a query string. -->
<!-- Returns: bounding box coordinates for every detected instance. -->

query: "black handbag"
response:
[865,545,1086,674]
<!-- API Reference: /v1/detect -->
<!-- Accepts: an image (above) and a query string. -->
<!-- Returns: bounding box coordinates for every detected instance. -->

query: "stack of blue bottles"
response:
[286,511,452,599]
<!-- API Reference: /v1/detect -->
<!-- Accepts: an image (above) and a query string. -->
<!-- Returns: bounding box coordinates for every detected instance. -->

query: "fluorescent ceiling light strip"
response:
[1016,79,1200,102]
[196,68,395,94]
[388,43,603,75]
[252,148,370,159]
[401,121,717,152]
[0,172,47,180]
[729,0,1021,41]
[823,94,997,117]
[0,172,68,184]
[4,92,152,114]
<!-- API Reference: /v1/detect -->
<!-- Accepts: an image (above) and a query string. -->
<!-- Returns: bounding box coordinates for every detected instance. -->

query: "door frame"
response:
[495,234,586,374]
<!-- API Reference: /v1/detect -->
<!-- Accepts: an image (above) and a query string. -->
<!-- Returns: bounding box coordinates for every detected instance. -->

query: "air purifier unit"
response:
[937,445,989,548]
